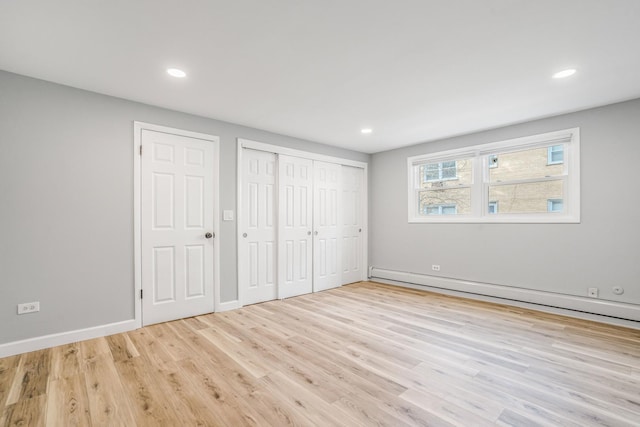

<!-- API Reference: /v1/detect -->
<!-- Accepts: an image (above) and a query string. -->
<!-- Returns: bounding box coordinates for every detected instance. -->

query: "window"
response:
[548,145,564,164]
[547,199,563,212]
[424,204,457,215]
[424,161,457,181]
[407,128,580,223]
[488,155,498,168]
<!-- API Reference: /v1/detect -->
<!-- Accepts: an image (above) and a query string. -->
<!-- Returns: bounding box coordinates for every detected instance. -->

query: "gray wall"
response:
[370,98,640,307]
[0,71,369,344]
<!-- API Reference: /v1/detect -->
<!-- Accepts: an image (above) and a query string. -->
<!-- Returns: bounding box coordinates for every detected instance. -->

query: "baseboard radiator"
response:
[369,267,640,324]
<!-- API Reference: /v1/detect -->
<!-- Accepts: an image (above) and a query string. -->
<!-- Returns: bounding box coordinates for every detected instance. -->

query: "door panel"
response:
[141,129,215,326]
[240,149,277,305]
[342,166,364,284]
[313,161,342,292]
[278,155,313,298]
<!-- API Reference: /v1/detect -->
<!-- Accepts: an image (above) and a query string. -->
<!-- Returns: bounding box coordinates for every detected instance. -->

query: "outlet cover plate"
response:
[18,301,40,314]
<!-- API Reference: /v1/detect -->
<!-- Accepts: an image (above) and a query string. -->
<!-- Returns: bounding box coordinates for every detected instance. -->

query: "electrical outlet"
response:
[432,264,441,271]
[588,288,599,298]
[17,301,40,314]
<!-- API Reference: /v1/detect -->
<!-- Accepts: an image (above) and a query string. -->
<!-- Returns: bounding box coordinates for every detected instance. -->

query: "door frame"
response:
[134,122,220,328]
[236,138,368,308]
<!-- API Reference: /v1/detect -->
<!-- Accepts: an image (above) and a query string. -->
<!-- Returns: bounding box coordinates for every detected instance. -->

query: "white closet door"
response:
[342,166,364,285]
[278,155,313,299]
[141,129,215,326]
[313,161,342,292]
[240,149,277,305]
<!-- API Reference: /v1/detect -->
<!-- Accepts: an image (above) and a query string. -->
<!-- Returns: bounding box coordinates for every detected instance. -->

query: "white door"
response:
[278,155,313,299]
[240,149,277,305]
[313,161,342,292]
[342,166,364,284]
[141,129,216,326]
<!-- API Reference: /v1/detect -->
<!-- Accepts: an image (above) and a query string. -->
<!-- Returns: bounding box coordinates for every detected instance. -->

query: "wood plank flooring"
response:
[1,281,639,426]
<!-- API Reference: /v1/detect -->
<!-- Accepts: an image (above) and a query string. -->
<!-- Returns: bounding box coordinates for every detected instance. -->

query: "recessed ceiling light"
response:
[552,69,576,79]
[361,128,372,134]
[167,68,187,78]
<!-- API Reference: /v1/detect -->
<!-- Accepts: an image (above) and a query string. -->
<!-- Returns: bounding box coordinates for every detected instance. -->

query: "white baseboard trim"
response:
[0,319,137,358]
[216,300,240,312]
[370,268,640,329]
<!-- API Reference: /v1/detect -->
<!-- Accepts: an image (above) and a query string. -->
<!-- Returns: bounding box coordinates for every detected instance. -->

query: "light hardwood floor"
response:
[1,281,639,426]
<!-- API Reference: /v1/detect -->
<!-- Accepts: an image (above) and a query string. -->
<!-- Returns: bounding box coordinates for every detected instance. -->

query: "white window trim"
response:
[407,128,580,223]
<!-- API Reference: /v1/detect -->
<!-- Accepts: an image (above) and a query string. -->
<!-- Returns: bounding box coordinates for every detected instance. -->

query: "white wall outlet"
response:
[17,301,40,314]
[612,286,624,295]
[432,264,441,271]
[588,288,599,298]
[223,210,234,221]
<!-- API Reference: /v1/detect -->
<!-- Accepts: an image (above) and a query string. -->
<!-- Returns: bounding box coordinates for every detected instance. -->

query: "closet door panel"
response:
[313,161,342,292]
[342,166,364,284]
[278,155,313,298]
[240,149,277,305]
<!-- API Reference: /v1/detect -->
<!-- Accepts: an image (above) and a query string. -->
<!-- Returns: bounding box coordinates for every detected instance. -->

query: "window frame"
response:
[407,128,580,223]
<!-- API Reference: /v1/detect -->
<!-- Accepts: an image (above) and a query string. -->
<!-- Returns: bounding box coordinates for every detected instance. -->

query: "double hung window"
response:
[408,128,580,223]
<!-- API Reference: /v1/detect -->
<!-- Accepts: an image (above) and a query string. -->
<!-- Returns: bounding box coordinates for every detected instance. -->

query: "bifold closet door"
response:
[342,165,364,284]
[240,149,277,305]
[278,155,313,299]
[313,161,342,292]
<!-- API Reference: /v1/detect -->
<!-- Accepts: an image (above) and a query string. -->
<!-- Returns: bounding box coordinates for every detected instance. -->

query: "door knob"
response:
[314,231,318,235]
[359,228,362,232]
[243,233,248,238]
[205,232,214,239]
[307,231,311,236]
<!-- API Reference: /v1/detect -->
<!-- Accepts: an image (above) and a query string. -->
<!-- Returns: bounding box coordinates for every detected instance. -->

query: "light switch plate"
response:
[223,210,234,221]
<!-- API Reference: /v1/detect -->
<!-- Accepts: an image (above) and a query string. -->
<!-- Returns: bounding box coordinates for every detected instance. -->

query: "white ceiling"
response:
[2,1,639,153]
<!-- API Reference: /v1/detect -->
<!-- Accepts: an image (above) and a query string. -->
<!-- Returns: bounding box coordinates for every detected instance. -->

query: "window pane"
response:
[488,180,563,214]
[418,158,472,189]
[418,188,471,215]
[489,146,564,183]
[488,201,498,214]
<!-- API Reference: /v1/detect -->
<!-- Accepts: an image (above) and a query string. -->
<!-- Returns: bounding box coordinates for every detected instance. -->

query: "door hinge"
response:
[140,289,143,299]
[139,145,143,155]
